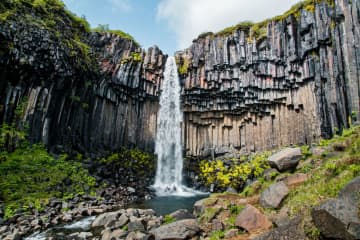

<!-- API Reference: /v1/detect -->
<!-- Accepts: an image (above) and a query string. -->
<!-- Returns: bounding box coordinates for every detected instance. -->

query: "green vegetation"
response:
[120,52,143,64]
[284,127,360,216]
[100,148,156,177]
[0,0,96,71]
[209,230,225,240]
[175,56,190,75]
[93,24,139,46]
[196,0,335,41]
[200,207,222,223]
[163,215,176,225]
[199,152,270,189]
[0,125,96,219]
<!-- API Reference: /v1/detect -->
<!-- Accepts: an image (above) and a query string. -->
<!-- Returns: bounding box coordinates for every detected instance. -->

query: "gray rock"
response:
[253,216,306,240]
[268,148,302,171]
[338,176,360,205]
[92,211,120,228]
[126,231,152,240]
[0,226,9,235]
[128,220,145,232]
[225,186,238,194]
[106,214,129,229]
[193,198,207,217]
[312,198,360,239]
[260,182,289,209]
[224,229,238,238]
[151,219,200,240]
[168,209,195,221]
[263,168,280,181]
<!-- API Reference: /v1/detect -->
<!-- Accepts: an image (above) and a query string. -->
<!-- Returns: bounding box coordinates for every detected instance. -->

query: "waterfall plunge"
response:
[152,56,196,197]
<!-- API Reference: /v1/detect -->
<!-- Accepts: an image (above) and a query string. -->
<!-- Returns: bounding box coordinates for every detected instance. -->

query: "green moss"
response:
[206,0,335,39]
[93,24,139,46]
[163,215,176,225]
[100,148,156,179]
[120,52,143,64]
[175,56,190,75]
[0,126,96,219]
[209,230,225,240]
[200,207,221,223]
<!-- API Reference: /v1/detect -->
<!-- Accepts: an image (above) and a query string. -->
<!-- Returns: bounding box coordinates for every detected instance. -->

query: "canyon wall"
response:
[176,0,360,157]
[0,3,166,155]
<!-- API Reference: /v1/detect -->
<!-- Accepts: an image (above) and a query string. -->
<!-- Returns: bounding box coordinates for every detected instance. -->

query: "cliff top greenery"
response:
[196,0,335,41]
[0,0,139,53]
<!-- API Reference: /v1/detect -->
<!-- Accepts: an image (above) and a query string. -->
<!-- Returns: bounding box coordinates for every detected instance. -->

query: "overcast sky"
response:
[63,0,300,54]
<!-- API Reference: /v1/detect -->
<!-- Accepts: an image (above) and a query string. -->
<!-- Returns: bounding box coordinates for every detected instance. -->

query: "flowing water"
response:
[152,56,194,196]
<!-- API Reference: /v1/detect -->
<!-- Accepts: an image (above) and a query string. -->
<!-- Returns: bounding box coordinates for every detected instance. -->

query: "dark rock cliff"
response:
[176,0,360,157]
[0,0,166,155]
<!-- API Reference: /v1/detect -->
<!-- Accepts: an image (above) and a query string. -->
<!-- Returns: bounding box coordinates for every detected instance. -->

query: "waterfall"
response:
[152,56,192,196]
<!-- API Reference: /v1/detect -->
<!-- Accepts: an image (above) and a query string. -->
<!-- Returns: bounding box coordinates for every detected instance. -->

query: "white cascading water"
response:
[152,56,194,196]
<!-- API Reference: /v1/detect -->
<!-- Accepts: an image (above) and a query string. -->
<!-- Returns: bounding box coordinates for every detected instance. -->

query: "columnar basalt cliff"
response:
[0,1,166,155]
[176,0,360,157]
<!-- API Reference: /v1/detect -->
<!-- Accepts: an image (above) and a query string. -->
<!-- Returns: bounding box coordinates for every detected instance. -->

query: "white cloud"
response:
[157,0,300,50]
[108,0,131,12]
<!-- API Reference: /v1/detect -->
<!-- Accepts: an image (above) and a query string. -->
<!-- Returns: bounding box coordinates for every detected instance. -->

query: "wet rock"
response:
[235,204,272,233]
[92,211,120,228]
[268,148,302,171]
[193,199,208,217]
[169,209,195,221]
[260,182,289,209]
[312,198,360,239]
[151,219,200,240]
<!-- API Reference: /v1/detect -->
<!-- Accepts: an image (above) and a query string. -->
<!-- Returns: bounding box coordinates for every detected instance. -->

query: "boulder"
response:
[235,204,272,233]
[312,198,360,239]
[253,216,306,240]
[92,211,119,228]
[260,182,289,209]
[128,220,145,232]
[101,228,128,240]
[169,209,195,221]
[105,214,129,229]
[338,176,360,204]
[193,198,207,217]
[268,148,302,171]
[151,219,200,240]
[126,231,152,240]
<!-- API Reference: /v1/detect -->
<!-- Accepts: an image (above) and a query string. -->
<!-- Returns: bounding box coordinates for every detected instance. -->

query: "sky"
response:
[63,0,300,55]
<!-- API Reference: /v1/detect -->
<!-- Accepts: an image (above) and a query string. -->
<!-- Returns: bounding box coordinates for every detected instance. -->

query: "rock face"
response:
[0,1,166,155]
[176,0,360,157]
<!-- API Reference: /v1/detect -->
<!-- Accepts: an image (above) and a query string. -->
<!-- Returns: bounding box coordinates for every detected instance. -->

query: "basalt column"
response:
[177,0,360,157]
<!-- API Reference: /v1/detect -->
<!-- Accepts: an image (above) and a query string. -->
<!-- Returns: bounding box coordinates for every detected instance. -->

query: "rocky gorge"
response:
[0,0,360,239]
